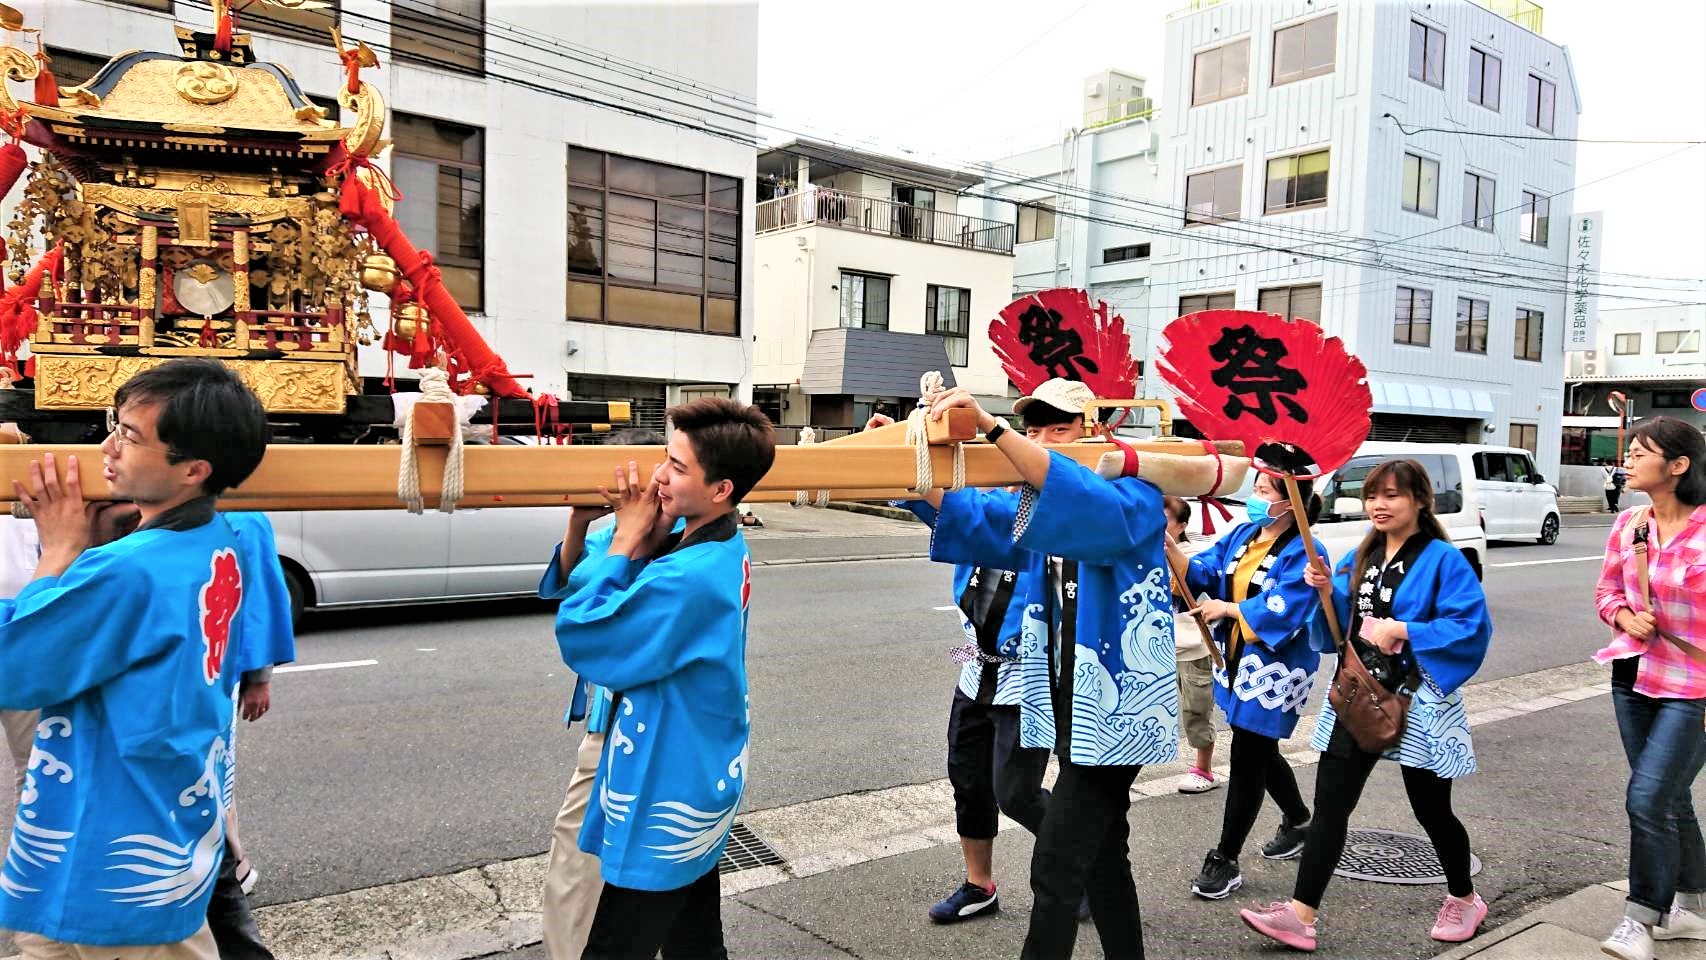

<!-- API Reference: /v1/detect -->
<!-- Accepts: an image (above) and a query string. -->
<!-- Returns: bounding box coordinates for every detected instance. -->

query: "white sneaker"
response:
[1178,767,1220,794]
[1602,917,1655,960]
[1654,903,1706,941]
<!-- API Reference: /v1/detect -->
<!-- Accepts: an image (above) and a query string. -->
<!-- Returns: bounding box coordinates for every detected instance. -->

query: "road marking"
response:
[274,659,379,675]
[932,605,958,612]
[1489,555,1602,569]
[416,648,438,653]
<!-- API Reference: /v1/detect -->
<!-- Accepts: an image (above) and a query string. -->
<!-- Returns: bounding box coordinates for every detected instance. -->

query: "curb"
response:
[823,501,920,523]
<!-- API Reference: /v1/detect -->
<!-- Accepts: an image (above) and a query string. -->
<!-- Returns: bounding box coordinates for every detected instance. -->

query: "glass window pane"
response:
[569,147,604,185]
[609,155,705,202]
[706,297,737,334]
[609,285,702,331]
[1539,79,1555,132]
[1291,285,1322,323]
[567,186,604,275]
[1469,49,1483,102]
[1402,154,1420,210]
[1414,289,1432,344]
[1485,54,1500,109]
[1216,166,1242,219]
[1408,22,1425,81]
[1225,40,1249,96]
[657,203,704,289]
[566,279,602,320]
[866,276,890,328]
[1265,157,1291,210]
[1535,194,1549,243]
[1193,47,1219,105]
[1273,23,1305,83]
[1526,75,1541,126]
[1477,177,1495,228]
[1258,287,1288,316]
[392,156,440,258]
[608,194,657,283]
[1419,157,1438,215]
[1296,151,1329,205]
[1426,27,1445,86]
[440,264,481,312]
[708,211,738,295]
[709,175,740,210]
[1306,14,1337,73]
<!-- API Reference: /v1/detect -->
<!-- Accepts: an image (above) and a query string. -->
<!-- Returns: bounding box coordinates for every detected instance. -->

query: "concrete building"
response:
[12,0,758,432]
[753,141,1016,435]
[1147,0,1578,475]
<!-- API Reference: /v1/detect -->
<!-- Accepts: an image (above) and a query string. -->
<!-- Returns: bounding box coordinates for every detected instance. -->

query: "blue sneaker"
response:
[929,881,999,923]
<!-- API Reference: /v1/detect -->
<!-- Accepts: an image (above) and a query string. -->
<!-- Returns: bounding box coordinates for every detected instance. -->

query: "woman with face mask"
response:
[1164,468,1324,902]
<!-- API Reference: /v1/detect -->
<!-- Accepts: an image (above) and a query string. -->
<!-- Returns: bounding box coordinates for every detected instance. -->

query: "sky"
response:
[755,0,1706,310]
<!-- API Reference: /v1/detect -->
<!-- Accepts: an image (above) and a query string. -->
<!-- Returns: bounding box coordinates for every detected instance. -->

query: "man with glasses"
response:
[0,359,282,960]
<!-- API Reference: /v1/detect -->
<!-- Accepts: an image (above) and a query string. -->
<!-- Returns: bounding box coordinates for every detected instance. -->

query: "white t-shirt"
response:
[0,516,41,599]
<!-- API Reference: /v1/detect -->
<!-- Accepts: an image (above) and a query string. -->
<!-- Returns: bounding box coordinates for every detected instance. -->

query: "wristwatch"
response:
[985,420,1009,443]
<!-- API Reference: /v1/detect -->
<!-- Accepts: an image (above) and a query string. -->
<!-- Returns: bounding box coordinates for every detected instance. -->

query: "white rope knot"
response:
[905,371,964,496]
[397,367,466,515]
[793,426,828,508]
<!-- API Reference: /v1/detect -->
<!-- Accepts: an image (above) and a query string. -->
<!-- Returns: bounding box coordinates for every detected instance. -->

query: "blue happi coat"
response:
[548,513,751,891]
[931,452,1178,767]
[1185,523,1323,738]
[0,504,280,946]
[1309,537,1492,778]
[898,496,1030,706]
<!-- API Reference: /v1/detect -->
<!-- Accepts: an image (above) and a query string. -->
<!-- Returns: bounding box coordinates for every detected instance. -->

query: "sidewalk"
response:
[1434,879,1706,960]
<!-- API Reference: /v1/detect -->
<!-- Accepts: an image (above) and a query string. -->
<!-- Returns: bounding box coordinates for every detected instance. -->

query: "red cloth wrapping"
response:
[337,166,528,399]
[0,143,27,198]
[0,245,62,373]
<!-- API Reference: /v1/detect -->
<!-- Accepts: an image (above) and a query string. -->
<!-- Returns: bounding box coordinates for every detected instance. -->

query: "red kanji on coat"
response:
[200,549,243,685]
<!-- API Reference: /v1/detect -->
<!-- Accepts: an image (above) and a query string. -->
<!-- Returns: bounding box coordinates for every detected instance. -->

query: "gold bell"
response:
[471,381,490,396]
[360,253,399,294]
[393,302,428,342]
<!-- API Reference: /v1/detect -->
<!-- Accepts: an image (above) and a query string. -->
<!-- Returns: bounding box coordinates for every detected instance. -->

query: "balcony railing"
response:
[756,187,1016,255]
[1084,97,1156,131]
[1472,0,1544,34]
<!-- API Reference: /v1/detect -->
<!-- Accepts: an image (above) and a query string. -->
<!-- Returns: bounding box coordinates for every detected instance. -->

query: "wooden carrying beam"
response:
[0,439,1247,511]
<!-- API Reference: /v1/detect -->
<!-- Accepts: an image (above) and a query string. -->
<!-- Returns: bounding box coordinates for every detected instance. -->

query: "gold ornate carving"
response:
[0,45,39,118]
[175,61,240,105]
[33,354,348,413]
[81,182,311,222]
[48,58,340,135]
[337,81,385,156]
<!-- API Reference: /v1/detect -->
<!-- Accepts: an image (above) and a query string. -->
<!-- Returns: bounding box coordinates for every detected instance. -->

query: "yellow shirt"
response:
[1228,535,1279,650]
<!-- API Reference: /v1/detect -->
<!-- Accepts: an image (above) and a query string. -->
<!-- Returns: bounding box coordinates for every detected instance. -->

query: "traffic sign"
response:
[1692,388,1706,413]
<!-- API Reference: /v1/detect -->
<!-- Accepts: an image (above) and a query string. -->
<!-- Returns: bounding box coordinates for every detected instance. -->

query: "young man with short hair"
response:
[0,359,275,959]
[549,398,775,960]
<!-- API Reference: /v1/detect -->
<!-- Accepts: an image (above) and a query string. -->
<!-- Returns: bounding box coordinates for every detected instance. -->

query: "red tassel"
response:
[32,65,56,106]
[215,9,234,55]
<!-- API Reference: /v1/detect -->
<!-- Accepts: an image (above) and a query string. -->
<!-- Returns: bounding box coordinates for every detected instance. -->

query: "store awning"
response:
[1369,380,1494,420]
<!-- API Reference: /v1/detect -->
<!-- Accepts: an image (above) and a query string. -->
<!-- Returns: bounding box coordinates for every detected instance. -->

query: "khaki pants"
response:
[541,730,607,960]
[13,924,217,960]
[3,708,38,797]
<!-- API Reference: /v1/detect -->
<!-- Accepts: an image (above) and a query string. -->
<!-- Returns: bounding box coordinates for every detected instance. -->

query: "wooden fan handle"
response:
[1285,474,1344,650]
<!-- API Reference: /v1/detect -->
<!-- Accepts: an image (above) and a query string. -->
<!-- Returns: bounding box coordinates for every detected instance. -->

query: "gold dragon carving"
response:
[33,355,348,413]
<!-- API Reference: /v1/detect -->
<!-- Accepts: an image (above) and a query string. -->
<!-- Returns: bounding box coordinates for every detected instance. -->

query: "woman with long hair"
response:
[1241,458,1492,952]
[1594,417,1706,960]
[1164,471,1323,901]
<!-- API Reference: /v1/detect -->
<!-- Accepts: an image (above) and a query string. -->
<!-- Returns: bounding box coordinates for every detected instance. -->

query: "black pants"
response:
[946,689,1052,839]
[582,863,726,960]
[208,848,275,960]
[1021,761,1144,960]
[1217,727,1310,859]
[1292,746,1474,908]
[1607,489,1622,511]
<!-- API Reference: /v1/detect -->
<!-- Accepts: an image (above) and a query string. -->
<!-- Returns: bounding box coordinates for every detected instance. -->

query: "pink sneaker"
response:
[1430,893,1488,942]
[1240,900,1317,952]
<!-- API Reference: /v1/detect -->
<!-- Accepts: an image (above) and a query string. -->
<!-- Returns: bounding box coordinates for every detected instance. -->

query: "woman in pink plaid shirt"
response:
[1594,417,1706,960]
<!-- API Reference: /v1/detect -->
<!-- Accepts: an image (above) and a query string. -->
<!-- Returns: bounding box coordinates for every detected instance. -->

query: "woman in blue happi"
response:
[1167,469,1323,902]
[925,378,1176,960]
[1241,458,1492,953]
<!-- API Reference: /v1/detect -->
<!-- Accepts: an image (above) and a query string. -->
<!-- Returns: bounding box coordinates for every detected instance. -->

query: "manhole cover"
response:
[718,821,786,875]
[1334,828,1482,885]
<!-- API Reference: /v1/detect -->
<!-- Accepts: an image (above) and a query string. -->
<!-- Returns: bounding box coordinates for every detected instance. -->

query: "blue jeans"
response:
[1613,682,1706,925]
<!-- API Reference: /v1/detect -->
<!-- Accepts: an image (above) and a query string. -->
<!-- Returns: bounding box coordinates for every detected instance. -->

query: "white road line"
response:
[932,605,958,612]
[274,659,379,675]
[1489,555,1602,569]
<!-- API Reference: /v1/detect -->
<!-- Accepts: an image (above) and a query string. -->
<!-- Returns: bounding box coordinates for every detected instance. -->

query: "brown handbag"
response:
[1328,637,1420,754]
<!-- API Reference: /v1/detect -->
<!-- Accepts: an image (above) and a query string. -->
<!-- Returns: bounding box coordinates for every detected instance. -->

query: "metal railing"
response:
[1084,97,1156,130]
[1168,0,1224,20]
[1473,0,1544,34]
[756,187,1016,255]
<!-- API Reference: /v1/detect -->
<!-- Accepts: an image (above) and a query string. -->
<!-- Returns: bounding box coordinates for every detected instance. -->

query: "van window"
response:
[1505,453,1532,483]
[1321,455,1382,518]
[1436,454,1464,514]
[1474,452,1509,482]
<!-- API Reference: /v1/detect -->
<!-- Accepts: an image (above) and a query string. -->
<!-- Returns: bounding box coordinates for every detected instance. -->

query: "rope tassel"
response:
[397,368,466,515]
[906,371,965,495]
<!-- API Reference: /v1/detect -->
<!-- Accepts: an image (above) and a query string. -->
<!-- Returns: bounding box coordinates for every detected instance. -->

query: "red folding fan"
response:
[989,288,1138,399]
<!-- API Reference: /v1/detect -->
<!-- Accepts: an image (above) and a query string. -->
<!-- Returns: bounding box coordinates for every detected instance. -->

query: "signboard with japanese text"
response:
[1566,212,1604,353]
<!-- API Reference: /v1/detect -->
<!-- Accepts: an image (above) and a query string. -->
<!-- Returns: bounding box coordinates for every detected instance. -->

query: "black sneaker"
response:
[1191,850,1243,900]
[928,881,999,923]
[1262,817,1310,861]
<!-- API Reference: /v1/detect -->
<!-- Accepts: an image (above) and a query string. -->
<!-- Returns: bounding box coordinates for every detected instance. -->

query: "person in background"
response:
[1606,461,1629,513]
[1593,418,1706,960]
[1162,495,1218,796]
[1241,458,1492,952]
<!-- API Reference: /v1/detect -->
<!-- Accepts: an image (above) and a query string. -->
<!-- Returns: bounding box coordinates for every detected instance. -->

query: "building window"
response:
[1613,332,1642,355]
[1017,203,1056,243]
[1509,422,1539,456]
[1653,390,1694,408]
[1468,47,1501,110]
[392,0,484,75]
[43,47,110,87]
[926,285,971,367]
[839,272,890,330]
[1455,296,1489,354]
[112,0,170,8]
[1526,74,1556,133]
[1394,286,1432,346]
[1265,150,1329,213]
[1102,243,1151,263]
[1179,291,1235,315]
[393,113,484,311]
[564,147,741,335]
[1657,330,1702,353]
[1514,307,1544,361]
[1185,165,1243,226]
[1258,283,1322,324]
[1409,20,1445,88]
[1272,13,1337,86]
[1192,38,1250,105]
[1401,153,1440,216]
[241,0,339,43]
[1519,191,1551,245]
[1462,172,1496,231]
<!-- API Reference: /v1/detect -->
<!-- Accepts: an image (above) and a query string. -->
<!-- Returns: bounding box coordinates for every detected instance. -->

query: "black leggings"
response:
[1293,748,1475,908]
[1217,727,1311,859]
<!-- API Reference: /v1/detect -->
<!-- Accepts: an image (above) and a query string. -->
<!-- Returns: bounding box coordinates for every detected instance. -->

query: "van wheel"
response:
[283,565,309,627]
[1538,514,1560,545]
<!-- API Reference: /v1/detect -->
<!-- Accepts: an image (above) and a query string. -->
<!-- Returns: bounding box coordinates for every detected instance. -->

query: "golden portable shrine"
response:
[0,3,1261,512]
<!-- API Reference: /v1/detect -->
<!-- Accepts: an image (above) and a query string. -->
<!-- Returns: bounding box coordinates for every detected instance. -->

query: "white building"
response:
[752,141,1016,434]
[12,0,758,432]
[1150,0,1578,476]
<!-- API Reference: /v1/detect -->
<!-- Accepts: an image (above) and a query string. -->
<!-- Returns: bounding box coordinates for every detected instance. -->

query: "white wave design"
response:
[644,799,738,864]
[102,737,230,908]
[3,818,75,898]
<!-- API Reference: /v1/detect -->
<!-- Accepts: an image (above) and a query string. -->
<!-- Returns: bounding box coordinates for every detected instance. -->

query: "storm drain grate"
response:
[718,821,786,875]
[1334,828,1483,885]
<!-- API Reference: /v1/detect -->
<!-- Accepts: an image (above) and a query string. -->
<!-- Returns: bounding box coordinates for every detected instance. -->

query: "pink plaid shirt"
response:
[1595,504,1706,699]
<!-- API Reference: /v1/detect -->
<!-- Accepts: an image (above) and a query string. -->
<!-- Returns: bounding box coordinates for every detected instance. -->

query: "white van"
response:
[1462,444,1563,544]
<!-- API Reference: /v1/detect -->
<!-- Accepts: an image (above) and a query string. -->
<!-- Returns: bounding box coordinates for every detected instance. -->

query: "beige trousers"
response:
[3,708,38,797]
[13,924,217,960]
[541,730,607,960]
